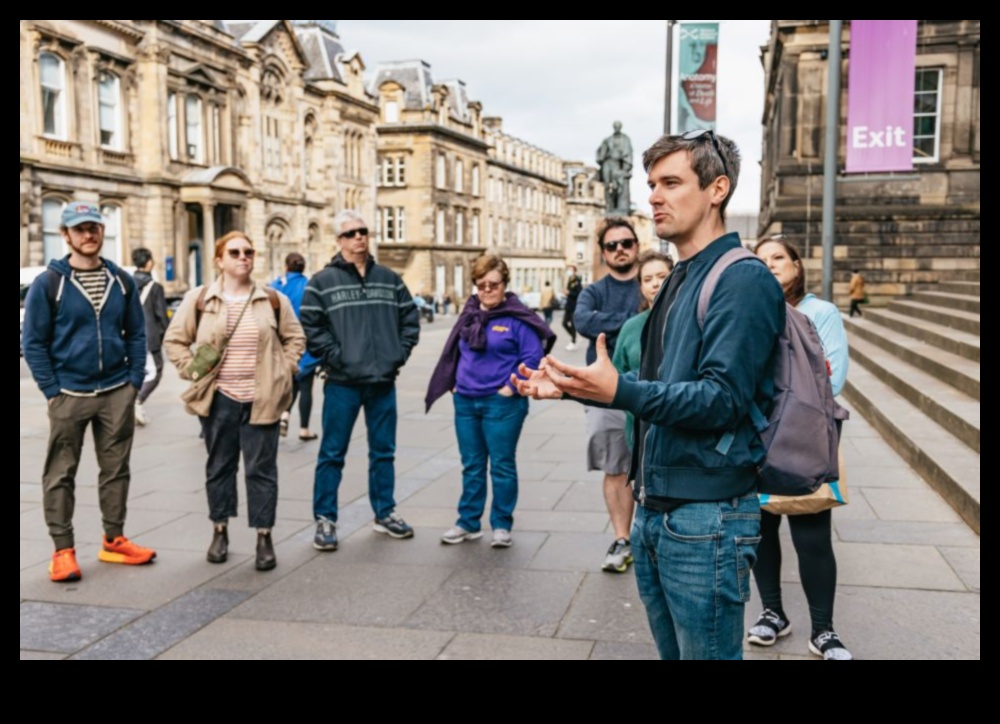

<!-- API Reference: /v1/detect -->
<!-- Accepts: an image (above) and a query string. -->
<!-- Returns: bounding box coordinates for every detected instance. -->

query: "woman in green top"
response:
[612,250,673,449]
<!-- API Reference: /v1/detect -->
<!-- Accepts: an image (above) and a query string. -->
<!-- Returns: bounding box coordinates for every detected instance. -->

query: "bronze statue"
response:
[597,121,634,215]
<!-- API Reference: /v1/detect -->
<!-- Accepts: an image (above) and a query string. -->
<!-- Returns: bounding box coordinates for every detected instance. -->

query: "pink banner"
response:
[845,20,918,173]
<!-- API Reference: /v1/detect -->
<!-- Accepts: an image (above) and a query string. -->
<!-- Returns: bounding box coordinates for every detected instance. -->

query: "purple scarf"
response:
[425,293,556,412]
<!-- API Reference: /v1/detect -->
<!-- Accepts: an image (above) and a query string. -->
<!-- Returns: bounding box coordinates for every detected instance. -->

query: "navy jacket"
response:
[611,234,786,502]
[22,257,147,399]
[300,254,420,385]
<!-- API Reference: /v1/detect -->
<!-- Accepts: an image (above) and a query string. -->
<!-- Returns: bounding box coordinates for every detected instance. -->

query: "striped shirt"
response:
[216,295,258,403]
[72,268,108,309]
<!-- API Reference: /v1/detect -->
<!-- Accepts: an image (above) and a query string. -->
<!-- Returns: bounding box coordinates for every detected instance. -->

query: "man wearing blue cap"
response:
[22,200,157,583]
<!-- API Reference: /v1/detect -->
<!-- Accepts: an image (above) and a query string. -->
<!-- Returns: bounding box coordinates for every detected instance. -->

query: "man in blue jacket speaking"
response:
[22,200,157,583]
[515,132,785,660]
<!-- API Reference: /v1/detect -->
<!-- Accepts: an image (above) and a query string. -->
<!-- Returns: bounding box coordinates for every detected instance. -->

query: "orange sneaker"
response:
[98,536,157,565]
[50,548,82,583]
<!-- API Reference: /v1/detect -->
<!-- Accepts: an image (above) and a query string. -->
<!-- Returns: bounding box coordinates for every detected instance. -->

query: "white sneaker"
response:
[565,342,578,352]
[441,526,482,545]
[491,529,513,549]
[134,403,148,427]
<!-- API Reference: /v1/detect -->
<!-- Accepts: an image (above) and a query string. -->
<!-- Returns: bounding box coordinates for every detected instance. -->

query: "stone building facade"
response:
[371,60,569,303]
[759,20,980,304]
[19,20,378,291]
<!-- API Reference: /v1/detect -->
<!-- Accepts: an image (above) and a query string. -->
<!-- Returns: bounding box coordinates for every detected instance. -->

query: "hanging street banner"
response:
[677,22,719,133]
[846,20,918,173]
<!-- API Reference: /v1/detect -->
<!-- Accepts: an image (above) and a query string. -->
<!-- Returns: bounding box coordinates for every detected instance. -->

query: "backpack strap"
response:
[139,280,154,306]
[194,286,209,330]
[196,285,280,328]
[265,287,281,323]
[696,247,760,331]
[696,247,772,436]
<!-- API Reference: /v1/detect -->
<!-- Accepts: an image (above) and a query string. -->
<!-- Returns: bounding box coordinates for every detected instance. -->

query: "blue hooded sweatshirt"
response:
[22,256,147,400]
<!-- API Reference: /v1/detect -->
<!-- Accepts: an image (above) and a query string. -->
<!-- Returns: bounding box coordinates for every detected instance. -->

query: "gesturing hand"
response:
[543,333,619,404]
[511,360,562,400]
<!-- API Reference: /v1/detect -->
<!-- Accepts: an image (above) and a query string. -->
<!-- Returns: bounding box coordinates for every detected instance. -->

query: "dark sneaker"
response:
[748,609,792,647]
[313,517,338,552]
[810,630,854,660]
[601,538,633,573]
[373,513,414,540]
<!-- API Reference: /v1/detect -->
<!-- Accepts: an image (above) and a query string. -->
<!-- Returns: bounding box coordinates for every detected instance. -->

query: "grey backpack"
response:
[698,248,849,497]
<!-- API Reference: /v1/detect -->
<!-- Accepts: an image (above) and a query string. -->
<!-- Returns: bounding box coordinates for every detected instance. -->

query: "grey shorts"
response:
[585,407,630,475]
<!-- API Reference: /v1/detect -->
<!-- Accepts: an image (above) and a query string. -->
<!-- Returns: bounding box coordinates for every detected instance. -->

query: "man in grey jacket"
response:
[300,210,421,552]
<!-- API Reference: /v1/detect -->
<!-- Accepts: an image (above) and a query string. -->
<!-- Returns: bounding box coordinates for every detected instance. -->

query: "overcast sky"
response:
[338,20,772,216]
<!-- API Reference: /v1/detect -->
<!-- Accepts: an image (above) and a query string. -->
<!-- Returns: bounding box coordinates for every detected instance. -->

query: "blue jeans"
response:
[453,393,529,532]
[314,382,397,522]
[632,494,762,660]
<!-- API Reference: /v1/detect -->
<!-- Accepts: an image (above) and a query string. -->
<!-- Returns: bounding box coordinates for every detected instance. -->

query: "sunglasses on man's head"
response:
[338,227,369,240]
[681,128,730,179]
[602,238,637,253]
[227,248,255,259]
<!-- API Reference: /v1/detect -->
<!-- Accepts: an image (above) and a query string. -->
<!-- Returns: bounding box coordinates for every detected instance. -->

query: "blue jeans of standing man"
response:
[632,493,762,660]
[453,393,529,532]
[314,382,398,523]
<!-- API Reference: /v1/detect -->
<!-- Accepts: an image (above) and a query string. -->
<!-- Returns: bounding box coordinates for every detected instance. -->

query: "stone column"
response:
[202,201,217,285]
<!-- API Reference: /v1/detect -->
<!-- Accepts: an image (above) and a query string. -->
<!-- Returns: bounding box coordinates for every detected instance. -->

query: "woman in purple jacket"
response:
[426,254,555,549]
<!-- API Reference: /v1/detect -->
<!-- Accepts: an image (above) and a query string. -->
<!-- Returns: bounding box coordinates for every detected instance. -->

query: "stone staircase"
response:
[842,274,980,534]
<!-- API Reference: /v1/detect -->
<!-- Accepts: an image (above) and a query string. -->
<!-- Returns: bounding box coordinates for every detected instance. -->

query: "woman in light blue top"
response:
[748,237,854,661]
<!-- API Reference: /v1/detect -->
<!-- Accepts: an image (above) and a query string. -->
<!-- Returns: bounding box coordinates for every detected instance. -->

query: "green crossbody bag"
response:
[186,295,252,381]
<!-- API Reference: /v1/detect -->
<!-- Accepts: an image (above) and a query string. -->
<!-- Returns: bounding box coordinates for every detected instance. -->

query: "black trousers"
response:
[849,299,864,317]
[201,392,279,529]
[752,509,837,633]
[562,304,577,344]
[288,370,317,430]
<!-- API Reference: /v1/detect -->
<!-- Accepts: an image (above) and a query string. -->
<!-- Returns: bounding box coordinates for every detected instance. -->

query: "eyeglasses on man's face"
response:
[681,129,730,180]
[227,248,256,260]
[601,238,637,253]
[475,280,504,292]
[338,227,369,240]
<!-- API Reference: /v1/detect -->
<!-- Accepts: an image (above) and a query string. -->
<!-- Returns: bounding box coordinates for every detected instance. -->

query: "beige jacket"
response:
[164,280,305,424]
[848,273,866,301]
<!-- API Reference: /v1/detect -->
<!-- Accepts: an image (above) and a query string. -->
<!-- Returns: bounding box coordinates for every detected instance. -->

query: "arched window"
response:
[97,71,122,149]
[40,53,67,139]
[42,198,66,262]
[455,160,464,194]
[100,204,122,265]
[455,210,464,246]
[471,165,481,197]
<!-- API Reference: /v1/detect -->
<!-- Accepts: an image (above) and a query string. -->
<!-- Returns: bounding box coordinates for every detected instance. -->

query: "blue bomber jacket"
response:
[611,234,786,503]
[22,256,147,400]
[300,254,420,385]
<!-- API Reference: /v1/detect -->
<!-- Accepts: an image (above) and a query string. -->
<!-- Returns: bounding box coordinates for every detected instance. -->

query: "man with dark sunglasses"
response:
[573,217,641,575]
[300,210,421,551]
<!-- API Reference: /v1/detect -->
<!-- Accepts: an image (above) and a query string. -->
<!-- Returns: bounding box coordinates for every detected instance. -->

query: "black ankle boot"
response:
[207,526,228,564]
[256,531,276,572]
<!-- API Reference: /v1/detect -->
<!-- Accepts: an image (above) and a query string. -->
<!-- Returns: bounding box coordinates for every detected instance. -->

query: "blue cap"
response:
[61,201,104,228]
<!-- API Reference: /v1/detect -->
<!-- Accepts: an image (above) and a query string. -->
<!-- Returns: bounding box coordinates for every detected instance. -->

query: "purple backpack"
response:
[698,248,849,496]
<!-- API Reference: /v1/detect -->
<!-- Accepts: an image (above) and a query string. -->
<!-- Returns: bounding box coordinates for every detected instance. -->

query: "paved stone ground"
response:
[20,314,980,660]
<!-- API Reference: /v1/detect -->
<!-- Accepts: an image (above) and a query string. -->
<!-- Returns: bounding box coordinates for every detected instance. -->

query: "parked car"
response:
[413,295,435,323]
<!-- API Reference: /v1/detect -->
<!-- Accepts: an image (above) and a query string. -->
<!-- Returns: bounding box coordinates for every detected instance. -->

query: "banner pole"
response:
[822,20,843,303]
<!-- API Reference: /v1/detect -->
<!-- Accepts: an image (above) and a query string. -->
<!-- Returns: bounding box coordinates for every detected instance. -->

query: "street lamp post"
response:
[664,20,676,135]
[821,20,843,302]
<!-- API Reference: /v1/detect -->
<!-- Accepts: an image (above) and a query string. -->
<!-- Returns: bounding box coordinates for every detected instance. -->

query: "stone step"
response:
[938,281,980,296]
[843,364,980,535]
[889,300,980,337]
[911,291,980,315]
[954,270,980,283]
[864,308,980,363]
[846,332,980,453]
[844,317,980,401]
